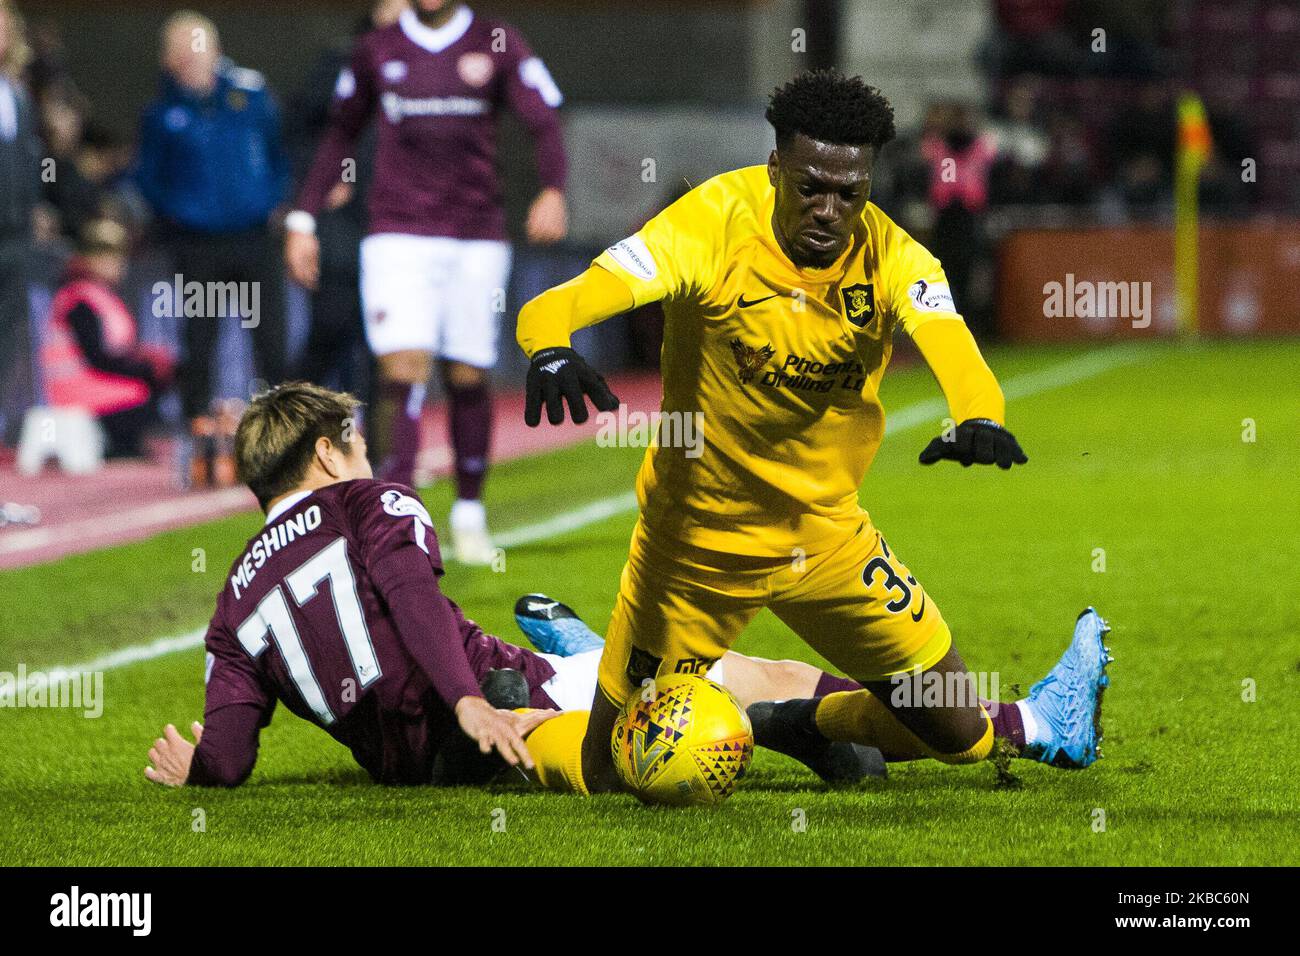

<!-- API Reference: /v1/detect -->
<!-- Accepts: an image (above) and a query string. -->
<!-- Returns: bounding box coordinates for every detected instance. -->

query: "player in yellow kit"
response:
[516,71,1110,793]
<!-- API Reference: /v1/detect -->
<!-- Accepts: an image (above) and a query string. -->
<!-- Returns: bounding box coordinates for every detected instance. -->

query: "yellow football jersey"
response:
[593,164,963,558]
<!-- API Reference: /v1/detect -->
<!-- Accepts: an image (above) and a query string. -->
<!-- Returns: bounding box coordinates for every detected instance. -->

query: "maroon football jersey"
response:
[296,6,566,240]
[193,479,554,785]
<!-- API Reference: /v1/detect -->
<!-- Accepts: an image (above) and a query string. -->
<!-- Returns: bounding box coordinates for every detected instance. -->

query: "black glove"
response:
[918,418,1028,469]
[524,346,620,426]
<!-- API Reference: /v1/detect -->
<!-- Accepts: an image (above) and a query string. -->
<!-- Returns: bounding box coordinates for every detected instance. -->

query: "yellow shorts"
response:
[597,517,953,706]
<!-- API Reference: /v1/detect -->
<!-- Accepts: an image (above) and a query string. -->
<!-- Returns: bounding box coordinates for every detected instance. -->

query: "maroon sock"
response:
[982,697,1025,749]
[377,381,423,489]
[814,672,863,696]
[448,381,492,501]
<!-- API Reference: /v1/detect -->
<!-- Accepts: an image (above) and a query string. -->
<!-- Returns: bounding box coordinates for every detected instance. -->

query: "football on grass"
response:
[611,673,754,806]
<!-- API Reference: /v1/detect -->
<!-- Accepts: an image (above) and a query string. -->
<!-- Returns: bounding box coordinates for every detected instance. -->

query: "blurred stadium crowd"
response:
[0,0,1294,481]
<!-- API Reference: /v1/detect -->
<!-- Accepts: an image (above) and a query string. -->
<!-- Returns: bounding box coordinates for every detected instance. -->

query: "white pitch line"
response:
[15,344,1148,689]
[15,631,213,691]
[883,342,1148,434]
[493,492,639,549]
[0,486,254,558]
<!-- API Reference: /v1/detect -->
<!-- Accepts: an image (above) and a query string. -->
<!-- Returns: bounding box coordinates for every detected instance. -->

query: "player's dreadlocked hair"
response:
[766,70,896,151]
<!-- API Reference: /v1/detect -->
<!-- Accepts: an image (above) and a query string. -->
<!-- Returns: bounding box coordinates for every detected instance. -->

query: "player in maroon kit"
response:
[285,0,568,567]
[143,384,886,792]
[145,382,557,787]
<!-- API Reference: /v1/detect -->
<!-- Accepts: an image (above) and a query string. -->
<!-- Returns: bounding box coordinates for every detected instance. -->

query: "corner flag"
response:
[1175,92,1213,336]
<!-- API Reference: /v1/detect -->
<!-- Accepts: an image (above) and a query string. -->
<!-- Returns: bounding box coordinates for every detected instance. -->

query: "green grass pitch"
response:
[2,340,1297,866]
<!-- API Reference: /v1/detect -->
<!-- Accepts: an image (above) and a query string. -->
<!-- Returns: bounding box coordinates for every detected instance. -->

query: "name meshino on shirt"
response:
[230,505,323,600]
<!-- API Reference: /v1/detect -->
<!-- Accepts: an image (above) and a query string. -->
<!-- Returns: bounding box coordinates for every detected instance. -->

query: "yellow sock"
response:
[926,712,994,764]
[814,690,930,760]
[813,690,995,763]
[522,710,590,795]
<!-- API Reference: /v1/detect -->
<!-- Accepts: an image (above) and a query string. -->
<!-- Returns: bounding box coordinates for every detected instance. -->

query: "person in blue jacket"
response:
[136,9,289,487]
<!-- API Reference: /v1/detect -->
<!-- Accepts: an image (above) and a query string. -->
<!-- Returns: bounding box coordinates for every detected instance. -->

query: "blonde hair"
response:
[235,382,361,508]
[160,9,220,56]
[0,0,32,80]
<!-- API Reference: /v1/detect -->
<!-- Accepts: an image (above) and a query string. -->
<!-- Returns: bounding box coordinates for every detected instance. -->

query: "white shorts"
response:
[359,233,512,366]
[537,649,724,712]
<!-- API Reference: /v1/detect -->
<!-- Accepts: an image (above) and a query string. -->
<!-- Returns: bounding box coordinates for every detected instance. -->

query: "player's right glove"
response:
[524,346,620,426]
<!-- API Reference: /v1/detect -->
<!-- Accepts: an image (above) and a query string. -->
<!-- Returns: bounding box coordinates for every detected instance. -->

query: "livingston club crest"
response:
[840,283,876,328]
[729,339,776,384]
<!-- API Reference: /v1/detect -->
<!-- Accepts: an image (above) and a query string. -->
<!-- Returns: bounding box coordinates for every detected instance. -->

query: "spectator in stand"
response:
[41,218,175,459]
[78,121,137,194]
[981,0,1079,78]
[1042,113,1098,207]
[283,0,406,399]
[24,16,143,225]
[77,121,146,228]
[1197,106,1254,219]
[989,76,1052,205]
[135,9,289,487]
[1108,81,1175,211]
[920,102,998,337]
[37,78,101,239]
[1076,0,1169,79]
[0,0,41,446]
[21,13,73,102]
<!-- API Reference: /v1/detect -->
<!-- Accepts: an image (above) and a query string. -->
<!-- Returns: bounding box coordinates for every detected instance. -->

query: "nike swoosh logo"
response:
[911,593,926,623]
[526,601,559,613]
[738,293,780,308]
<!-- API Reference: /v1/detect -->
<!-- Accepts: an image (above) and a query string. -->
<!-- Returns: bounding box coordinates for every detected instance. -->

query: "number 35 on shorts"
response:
[860,536,930,623]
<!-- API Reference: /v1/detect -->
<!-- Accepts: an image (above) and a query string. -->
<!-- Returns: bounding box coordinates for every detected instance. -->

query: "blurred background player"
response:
[136,10,289,487]
[283,0,408,401]
[285,0,569,565]
[41,218,173,459]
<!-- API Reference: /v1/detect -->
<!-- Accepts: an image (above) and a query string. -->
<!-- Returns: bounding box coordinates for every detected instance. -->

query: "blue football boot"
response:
[1021,607,1113,768]
[513,593,605,657]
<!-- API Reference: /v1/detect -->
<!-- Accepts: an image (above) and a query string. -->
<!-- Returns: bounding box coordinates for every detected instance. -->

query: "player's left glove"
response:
[918,418,1028,469]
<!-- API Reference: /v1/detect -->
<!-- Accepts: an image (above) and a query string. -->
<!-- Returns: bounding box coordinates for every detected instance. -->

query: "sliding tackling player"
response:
[143,383,887,790]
